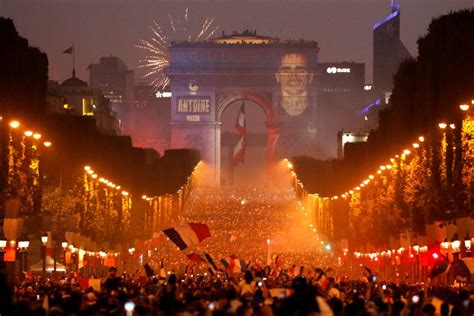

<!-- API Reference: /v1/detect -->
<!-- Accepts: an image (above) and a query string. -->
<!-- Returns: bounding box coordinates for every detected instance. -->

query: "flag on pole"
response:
[163,223,211,250]
[233,102,246,165]
[63,46,74,54]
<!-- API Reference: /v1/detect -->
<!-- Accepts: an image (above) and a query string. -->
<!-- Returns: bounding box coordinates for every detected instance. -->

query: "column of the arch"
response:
[213,122,221,187]
[170,122,221,187]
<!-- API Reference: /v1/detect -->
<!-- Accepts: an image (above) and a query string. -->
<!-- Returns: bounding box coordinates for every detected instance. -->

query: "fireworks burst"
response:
[137,9,219,90]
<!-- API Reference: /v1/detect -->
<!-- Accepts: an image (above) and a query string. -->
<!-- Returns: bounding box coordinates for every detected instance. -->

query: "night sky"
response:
[1,0,472,84]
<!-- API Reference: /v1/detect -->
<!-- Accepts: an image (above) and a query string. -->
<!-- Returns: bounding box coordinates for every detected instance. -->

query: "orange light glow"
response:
[9,121,20,128]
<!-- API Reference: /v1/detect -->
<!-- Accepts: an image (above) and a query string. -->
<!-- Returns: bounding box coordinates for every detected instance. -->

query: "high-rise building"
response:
[316,62,375,158]
[373,0,411,93]
[89,56,135,135]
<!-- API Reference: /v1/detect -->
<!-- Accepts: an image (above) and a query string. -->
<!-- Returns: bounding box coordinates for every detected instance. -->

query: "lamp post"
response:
[41,232,48,275]
[128,247,135,272]
[0,233,6,263]
[464,233,471,258]
[18,234,30,273]
[452,239,461,256]
[61,241,68,271]
[413,244,420,282]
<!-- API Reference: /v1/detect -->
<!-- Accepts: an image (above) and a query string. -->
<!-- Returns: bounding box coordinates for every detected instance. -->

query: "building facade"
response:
[167,34,320,185]
[315,62,375,158]
[47,74,119,135]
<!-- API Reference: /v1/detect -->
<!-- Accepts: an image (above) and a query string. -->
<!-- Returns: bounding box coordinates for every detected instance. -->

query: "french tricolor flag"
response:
[221,255,247,274]
[233,102,246,165]
[163,223,211,250]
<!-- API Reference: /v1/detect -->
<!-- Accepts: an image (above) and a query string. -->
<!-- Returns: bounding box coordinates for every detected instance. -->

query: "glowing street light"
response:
[452,239,461,253]
[412,244,419,254]
[459,104,470,111]
[41,232,48,275]
[43,141,52,147]
[9,120,20,128]
[449,123,456,129]
[24,131,33,137]
[84,166,91,171]
[41,232,49,245]
[412,143,419,148]
[418,136,425,142]
[33,133,42,140]
[441,239,450,252]
[438,122,447,129]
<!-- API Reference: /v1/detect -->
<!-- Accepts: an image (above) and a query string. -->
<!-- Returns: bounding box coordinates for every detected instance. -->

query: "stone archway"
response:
[167,40,320,186]
[216,94,278,185]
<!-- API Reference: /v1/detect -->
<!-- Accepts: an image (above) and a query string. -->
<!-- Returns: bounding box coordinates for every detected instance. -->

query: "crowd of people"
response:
[149,187,336,274]
[2,187,474,315]
[3,266,474,315]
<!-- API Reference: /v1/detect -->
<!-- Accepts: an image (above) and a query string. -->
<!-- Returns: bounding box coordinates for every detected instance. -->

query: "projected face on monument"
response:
[275,53,314,117]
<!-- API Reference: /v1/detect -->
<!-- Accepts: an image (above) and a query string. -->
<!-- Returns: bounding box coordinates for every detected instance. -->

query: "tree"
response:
[0,18,48,119]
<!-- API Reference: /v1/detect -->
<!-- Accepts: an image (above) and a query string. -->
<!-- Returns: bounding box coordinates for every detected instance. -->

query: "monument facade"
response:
[166,33,319,185]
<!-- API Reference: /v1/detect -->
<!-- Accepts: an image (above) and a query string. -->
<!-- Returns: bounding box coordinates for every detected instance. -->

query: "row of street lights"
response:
[0,231,67,275]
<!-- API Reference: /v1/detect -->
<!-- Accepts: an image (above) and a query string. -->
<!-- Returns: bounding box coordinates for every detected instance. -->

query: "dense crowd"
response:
[149,187,336,274]
[2,187,474,315]
[3,266,474,315]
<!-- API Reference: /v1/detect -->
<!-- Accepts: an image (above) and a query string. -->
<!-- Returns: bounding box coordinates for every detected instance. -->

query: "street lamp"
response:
[61,241,68,271]
[41,232,48,275]
[464,233,471,257]
[452,236,461,264]
[459,104,470,111]
[41,232,48,245]
[438,122,447,129]
[441,239,450,253]
[452,239,461,253]
[0,232,7,262]
[18,234,30,272]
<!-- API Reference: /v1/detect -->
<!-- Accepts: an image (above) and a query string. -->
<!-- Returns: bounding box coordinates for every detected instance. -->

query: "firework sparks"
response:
[137,9,219,90]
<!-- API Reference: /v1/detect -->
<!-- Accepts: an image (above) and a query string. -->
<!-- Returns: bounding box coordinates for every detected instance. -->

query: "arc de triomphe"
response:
[167,36,319,185]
